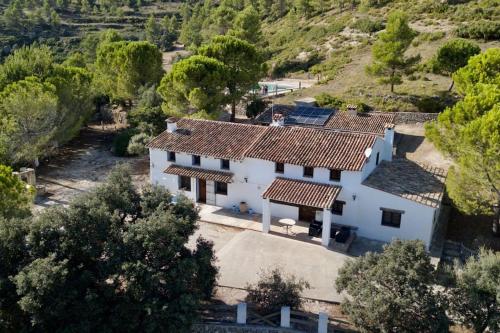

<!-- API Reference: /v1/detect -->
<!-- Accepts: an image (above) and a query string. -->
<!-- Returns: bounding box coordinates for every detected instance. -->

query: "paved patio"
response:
[198,204,323,245]
[193,206,387,303]
[198,204,386,254]
[216,229,349,302]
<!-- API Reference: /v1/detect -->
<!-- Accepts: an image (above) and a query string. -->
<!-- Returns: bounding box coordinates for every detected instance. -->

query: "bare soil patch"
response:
[34,124,149,211]
[162,44,190,72]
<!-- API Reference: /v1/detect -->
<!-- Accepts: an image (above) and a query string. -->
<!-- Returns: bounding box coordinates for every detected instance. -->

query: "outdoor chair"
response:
[308,220,322,237]
[334,227,351,243]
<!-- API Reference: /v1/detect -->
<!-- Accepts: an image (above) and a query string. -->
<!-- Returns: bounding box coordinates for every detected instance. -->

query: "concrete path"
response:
[215,229,350,303]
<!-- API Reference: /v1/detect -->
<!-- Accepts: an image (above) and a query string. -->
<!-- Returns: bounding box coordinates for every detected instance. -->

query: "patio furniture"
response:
[334,226,351,243]
[308,221,352,242]
[308,220,322,237]
[278,218,296,235]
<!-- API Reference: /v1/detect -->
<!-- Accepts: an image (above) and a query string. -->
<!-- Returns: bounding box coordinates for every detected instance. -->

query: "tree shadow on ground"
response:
[446,207,500,251]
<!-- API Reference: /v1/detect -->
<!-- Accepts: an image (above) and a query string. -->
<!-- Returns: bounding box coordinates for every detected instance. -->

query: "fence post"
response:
[318,312,328,333]
[280,306,291,328]
[236,302,247,325]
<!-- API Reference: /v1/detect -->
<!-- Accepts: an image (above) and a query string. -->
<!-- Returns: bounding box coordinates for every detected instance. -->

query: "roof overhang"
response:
[164,165,233,183]
[262,177,342,209]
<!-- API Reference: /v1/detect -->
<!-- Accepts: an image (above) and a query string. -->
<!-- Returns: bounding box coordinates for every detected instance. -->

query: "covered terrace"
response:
[261,177,342,247]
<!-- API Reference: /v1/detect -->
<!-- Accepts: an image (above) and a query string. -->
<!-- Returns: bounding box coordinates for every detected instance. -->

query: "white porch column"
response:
[280,306,290,328]
[321,208,332,247]
[318,312,328,333]
[236,303,247,324]
[262,198,271,233]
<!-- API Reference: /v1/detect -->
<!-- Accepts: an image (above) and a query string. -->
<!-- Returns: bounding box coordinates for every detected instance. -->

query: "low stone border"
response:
[391,112,439,124]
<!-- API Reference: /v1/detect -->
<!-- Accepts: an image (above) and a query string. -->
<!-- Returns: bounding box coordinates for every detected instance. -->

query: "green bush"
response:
[127,133,152,156]
[346,100,371,113]
[246,269,310,314]
[415,96,449,113]
[350,18,384,34]
[113,128,138,157]
[456,20,500,40]
[315,93,344,108]
[246,98,269,119]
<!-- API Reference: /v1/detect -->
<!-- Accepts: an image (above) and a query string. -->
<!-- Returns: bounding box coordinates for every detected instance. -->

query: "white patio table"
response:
[278,218,296,235]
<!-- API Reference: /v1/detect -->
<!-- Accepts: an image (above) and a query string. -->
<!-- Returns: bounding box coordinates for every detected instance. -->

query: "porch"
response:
[198,204,318,244]
[198,204,362,253]
[261,177,344,247]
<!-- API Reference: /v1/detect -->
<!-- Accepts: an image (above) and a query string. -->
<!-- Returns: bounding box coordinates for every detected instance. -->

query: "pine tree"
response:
[426,50,500,234]
[228,6,261,44]
[366,10,419,92]
[145,14,160,46]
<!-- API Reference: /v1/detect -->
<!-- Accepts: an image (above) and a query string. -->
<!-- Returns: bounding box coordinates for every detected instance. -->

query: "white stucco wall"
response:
[353,185,437,248]
[149,142,437,248]
[270,201,299,220]
[361,137,388,181]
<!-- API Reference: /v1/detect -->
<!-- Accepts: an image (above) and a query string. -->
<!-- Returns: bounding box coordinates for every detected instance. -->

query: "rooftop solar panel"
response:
[285,106,334,126]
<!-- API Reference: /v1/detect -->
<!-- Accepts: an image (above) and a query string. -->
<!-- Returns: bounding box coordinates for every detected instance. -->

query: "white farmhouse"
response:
[147,114,446,249]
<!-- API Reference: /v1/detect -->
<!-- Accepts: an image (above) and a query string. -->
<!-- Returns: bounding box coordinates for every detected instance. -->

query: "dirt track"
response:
[34,125,149,211]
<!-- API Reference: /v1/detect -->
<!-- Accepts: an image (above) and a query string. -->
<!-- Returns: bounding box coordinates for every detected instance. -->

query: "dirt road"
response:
[34,125,149,211]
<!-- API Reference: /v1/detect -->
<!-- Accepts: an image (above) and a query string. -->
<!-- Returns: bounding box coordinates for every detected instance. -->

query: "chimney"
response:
[383,123,395,162]
[384,123,395,146]
[166,117,178,133]
[346,104,358,116]
[270,113,285,127]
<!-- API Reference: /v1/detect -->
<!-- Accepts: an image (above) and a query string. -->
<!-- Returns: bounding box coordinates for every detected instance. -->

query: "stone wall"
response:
[192,323,304,333]
[393,112,438,124]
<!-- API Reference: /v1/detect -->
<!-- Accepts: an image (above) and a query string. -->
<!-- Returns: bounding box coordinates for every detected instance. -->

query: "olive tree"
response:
[336,240,449,332]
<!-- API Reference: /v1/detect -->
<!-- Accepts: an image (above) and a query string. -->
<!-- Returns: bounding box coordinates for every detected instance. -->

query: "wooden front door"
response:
[299,205,317,222]
[198,179,206,203]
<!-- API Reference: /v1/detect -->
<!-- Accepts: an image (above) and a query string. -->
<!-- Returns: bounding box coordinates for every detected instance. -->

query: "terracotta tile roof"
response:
[256,104,395,135]
[164,165,233,183]
[148,119,375,170]
[262,177,342,209]
[147,118,267,160]
[324,112,395,135]
[362,159,446,208]
[245,126,376,171]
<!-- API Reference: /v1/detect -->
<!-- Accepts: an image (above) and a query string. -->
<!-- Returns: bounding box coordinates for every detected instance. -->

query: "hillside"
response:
[1,0,498,112]
[257,1,500,112]
[0,0,181,61]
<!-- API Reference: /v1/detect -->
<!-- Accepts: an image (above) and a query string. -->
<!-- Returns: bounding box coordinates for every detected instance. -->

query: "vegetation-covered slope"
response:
[0,0,181,61]
[254,0,500,111]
